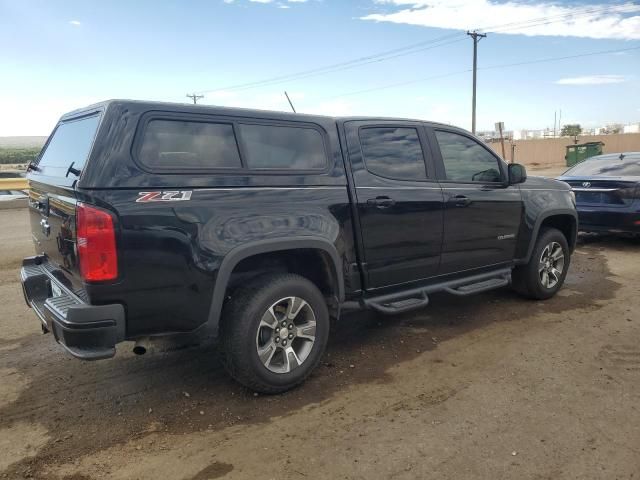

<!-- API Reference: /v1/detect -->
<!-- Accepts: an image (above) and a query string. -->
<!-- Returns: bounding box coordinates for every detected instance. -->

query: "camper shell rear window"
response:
[36,113,102,178]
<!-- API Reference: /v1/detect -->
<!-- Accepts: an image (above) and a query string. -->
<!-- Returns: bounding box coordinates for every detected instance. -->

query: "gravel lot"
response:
[1,207,639,480]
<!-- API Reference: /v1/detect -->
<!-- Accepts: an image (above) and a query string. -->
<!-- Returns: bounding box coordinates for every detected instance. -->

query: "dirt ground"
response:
[1,207,639,480]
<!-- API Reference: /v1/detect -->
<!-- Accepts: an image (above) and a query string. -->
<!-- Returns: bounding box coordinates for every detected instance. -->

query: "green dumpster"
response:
[565,141,604,167]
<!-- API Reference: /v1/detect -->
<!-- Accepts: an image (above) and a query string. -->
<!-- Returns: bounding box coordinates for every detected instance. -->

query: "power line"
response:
[479,45,640,71]
[212,37,466,94]
[322,70,473,100]
[480,3,639,34]
[193,33,465,94]
[321,45,640,101]
[188,2,639,96]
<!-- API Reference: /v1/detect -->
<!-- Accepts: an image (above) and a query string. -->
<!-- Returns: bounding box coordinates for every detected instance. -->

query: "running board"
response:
[364,290,429,315]
[363,268,511,315]
[443,274,510,296]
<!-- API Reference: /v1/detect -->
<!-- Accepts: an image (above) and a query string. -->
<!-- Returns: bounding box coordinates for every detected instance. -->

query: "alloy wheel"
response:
[538,241,565,289]
[255,296,317,374]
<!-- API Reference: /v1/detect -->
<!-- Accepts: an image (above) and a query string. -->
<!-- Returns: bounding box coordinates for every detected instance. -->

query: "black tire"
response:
[220,273,330,394]
[512,227,570,300]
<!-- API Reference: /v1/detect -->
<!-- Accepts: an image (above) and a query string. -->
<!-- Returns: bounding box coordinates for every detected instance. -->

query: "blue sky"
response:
[0,0,638,136]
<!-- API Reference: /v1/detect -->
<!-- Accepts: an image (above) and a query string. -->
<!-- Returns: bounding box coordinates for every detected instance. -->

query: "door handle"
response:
[366,196,396,209]
[448,195,472,207]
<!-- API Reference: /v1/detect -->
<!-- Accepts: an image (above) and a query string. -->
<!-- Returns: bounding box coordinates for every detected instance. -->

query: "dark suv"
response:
[21,100,577,393]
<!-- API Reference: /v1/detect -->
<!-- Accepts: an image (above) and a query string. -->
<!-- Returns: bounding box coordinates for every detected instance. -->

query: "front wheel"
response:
[221,273,330,394]
[512,227,570,300]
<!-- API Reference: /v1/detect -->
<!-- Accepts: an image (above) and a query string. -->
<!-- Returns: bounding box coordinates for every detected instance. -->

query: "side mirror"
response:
[508,163,527,185]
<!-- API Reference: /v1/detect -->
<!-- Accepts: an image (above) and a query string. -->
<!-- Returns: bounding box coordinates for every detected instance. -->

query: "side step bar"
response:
[443,276,510,296]
[364,289,429,315]
[362,268,511,315]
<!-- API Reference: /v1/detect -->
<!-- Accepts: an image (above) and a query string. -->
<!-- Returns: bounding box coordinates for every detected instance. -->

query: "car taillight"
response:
[77,202,118,282]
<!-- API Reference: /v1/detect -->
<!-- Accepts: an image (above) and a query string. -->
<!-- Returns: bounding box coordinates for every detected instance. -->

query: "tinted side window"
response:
[359,127,427,180]
[238,124,326,170]
[139,120,242,170]
[435,131,502,183]
[37,114,101,177]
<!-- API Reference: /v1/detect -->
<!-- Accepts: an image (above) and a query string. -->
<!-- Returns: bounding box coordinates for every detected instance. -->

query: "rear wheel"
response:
[221,273,330,394]
[512,227,570,300]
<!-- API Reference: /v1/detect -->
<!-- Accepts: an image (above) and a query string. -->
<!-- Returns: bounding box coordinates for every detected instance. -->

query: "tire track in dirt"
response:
[0,240,624,479]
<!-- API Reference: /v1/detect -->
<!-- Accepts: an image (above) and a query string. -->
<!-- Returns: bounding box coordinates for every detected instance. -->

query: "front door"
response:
[428,128,523,275]
[344,121,444,289]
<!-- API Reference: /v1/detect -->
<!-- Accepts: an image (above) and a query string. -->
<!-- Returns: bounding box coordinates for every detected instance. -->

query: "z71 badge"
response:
[136,191,193,203]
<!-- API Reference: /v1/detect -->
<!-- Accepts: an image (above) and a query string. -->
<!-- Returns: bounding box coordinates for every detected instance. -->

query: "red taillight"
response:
[77,202,118,282]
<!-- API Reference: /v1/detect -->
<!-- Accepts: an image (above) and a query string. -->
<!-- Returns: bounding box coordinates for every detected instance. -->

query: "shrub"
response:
[0,147,41,165]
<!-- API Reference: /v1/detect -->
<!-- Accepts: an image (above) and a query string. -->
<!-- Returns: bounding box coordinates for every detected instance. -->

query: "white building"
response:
[513,129,545,140]
[623,123,640,134]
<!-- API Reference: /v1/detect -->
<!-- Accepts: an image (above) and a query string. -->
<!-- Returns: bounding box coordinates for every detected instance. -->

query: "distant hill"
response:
[0,136,47,148]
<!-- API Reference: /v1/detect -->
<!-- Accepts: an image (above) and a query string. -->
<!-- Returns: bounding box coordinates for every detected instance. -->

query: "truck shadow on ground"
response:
[0,242,628,479]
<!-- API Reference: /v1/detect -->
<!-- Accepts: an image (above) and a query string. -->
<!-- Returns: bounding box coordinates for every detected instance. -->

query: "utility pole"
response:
[495,121,506,160]
[186,93,204,104]
[467,31,486,135]
[558,109,562,136]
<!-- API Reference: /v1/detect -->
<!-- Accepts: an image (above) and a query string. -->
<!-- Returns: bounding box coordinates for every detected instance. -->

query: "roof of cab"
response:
[59,99,462,132]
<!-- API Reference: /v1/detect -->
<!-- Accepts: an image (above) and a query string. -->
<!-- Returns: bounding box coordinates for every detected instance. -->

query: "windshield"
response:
[564,155,640,177]
[36,113,101,177]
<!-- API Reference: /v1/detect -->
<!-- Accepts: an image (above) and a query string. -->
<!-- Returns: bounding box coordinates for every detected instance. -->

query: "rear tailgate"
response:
[28,113,102,294]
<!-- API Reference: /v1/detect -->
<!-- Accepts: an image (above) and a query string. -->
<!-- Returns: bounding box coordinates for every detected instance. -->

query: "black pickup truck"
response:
[21,100,577,393]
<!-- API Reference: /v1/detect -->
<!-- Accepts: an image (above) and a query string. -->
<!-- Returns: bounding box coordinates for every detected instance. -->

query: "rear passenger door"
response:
[344,121,444,290]
[427,127,523,274]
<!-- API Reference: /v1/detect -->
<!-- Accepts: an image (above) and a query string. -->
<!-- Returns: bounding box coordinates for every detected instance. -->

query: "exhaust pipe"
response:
[132,339,149,355]
[132,335,202,355]
[132,343,147,355]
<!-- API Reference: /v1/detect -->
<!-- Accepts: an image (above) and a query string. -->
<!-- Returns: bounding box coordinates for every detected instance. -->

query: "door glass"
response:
[359,127,427,180]
[435,131,502,183]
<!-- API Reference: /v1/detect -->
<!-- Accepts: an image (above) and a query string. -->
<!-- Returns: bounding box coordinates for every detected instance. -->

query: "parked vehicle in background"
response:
[21,100,577,393]
[557,152,640,236]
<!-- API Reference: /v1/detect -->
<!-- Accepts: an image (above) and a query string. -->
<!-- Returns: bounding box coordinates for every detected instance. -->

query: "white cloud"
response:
[555,74,627,85]
[362,1,640,40]
[69,20,81,26]
[249,0,274,3]
[288,0,309,2]
[278,4,291,8]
